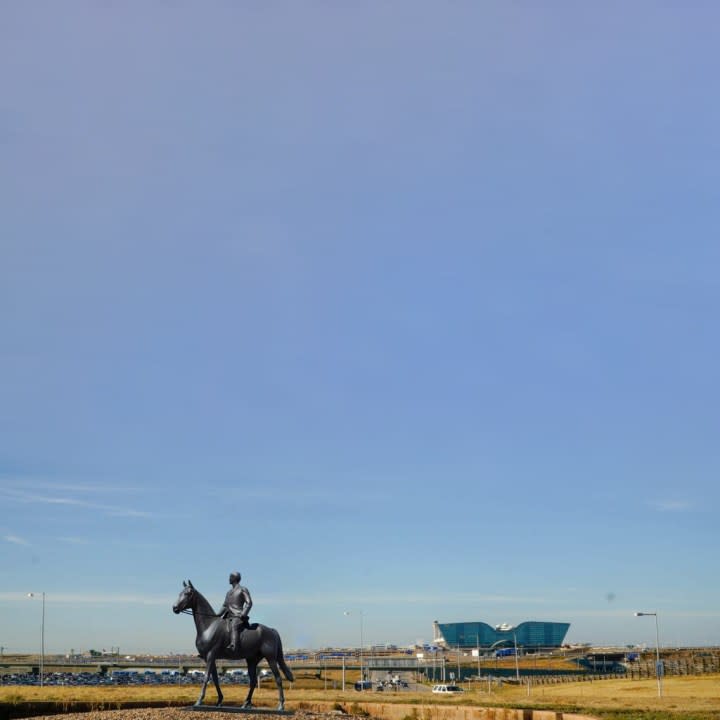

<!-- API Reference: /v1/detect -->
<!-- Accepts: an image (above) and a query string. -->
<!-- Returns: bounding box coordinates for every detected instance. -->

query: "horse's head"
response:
[173,580,196,614]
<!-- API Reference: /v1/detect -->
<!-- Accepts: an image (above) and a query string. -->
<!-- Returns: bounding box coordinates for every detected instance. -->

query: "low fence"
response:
[478,654,720,686]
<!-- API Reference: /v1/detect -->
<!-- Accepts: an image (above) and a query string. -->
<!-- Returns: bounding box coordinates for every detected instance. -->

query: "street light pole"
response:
[360,611,364,684]
[344,610,364,689]
[635,612,662,697]
[496,624,520,683]
[27,592,45,688]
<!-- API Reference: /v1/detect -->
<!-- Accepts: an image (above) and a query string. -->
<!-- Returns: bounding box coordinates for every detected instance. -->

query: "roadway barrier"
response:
[288,700,599,720]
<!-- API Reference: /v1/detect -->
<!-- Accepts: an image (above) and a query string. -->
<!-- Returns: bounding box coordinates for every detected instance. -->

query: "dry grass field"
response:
[2,675,720,719]
[486,674,720,715]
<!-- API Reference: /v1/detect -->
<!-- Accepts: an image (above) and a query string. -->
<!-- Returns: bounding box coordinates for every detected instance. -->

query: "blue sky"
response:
[2,2,719,655]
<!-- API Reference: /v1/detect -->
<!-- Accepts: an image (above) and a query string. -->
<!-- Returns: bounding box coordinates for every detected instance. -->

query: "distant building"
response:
[433,620,570,650]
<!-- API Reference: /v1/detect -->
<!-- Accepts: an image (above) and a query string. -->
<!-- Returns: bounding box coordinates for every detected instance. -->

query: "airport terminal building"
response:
[433,620,570,650]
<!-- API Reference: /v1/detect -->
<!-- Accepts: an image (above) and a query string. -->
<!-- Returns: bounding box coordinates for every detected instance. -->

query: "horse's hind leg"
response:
[242,659,258,709]
[266,658,285,711]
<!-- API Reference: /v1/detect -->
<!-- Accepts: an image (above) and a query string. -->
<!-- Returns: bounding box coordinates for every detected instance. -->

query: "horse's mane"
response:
[191,584,217,616]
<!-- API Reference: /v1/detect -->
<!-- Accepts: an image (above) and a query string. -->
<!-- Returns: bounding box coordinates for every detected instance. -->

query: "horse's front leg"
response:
[195,657,218,707]
[210,659,224,706]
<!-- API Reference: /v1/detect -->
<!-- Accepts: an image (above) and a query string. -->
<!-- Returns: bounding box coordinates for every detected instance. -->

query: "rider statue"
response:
[218,571,253,652]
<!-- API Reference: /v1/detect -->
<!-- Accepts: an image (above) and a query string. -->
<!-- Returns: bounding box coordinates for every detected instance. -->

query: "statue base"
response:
[182,707,294,715]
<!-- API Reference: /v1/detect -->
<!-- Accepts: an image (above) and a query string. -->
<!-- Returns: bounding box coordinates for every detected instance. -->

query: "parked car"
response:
[432,684,463,694]
[495,648,516,657]
[354,680,373,691]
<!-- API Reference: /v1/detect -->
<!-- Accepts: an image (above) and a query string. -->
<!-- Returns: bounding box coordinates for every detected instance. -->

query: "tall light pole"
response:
[344,610,364,688]
[496,624,520,683]
[634,612,662,697]
[27,592,45,687]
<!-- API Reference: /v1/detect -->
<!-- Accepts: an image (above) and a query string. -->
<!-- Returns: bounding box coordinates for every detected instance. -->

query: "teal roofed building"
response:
[433,620,570,650]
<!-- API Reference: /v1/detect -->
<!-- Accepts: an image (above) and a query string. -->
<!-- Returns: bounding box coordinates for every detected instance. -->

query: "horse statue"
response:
[173,580,294,710]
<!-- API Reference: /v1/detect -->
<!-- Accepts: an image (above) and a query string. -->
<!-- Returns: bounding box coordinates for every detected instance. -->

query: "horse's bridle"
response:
[177,587,195,615]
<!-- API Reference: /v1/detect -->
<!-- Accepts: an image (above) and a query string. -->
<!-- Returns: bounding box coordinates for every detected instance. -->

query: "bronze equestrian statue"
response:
[173,579,294,710]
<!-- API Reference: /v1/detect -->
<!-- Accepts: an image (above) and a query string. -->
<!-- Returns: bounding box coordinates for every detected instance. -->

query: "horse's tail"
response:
[275,631,294,682]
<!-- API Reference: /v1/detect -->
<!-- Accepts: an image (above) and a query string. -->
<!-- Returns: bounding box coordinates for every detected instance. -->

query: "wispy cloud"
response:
[0,591,168,605]
[258,590,547,607]
[648,499,694,512]
[3,534,30,546]
[565,608,720,618]
[0,487,155,518]
[209,485,388,508]
[0,476,143,494]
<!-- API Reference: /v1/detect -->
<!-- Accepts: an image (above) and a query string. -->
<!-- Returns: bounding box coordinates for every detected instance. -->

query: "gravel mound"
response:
[25,710,356,720]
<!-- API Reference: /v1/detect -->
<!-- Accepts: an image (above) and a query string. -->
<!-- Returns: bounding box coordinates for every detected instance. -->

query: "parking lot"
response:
[0,671,260,687]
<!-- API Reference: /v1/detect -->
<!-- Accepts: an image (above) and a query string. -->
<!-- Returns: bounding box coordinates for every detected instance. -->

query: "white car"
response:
[432,684,463,694]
